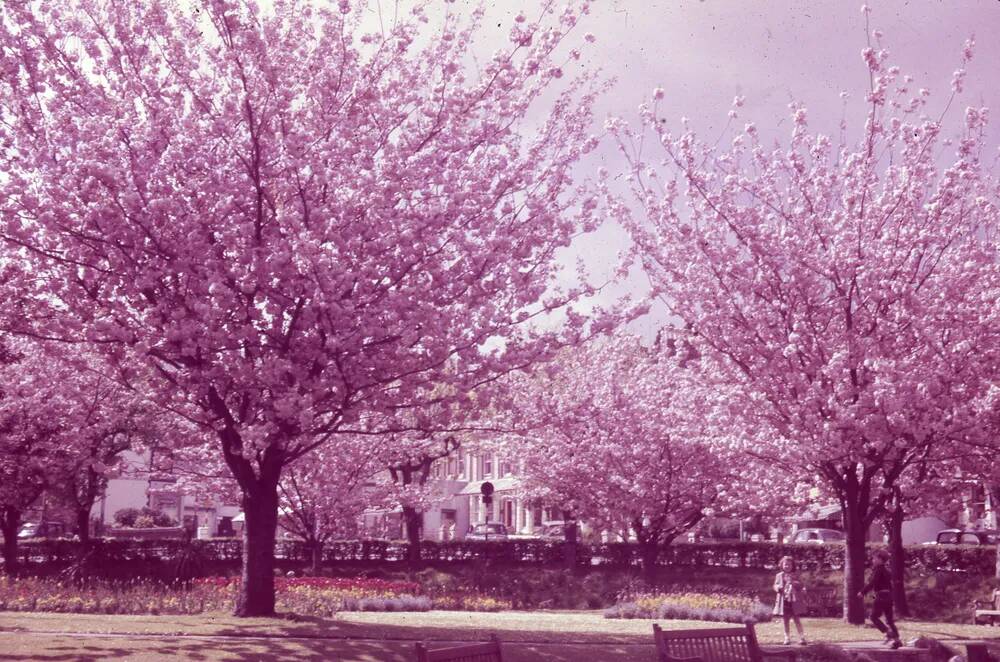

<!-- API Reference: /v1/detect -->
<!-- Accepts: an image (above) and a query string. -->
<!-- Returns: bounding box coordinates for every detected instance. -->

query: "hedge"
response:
[5,538,996,577]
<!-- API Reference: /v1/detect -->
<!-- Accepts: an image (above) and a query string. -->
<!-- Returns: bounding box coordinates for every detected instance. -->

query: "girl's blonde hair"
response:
[779,555,796,570]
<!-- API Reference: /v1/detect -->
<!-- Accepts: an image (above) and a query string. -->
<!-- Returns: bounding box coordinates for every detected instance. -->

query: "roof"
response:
[457,477,520,496]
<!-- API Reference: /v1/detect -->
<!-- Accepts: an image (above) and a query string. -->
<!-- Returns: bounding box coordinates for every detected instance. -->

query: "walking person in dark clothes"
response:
[857,548,902,649]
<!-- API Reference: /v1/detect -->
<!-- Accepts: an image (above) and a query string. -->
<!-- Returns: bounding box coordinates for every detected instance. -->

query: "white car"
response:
[465,523,509,541]
[790,528,845,544]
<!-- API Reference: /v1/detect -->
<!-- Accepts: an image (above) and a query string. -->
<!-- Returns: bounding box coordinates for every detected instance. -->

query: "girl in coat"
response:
[773,555,807,645]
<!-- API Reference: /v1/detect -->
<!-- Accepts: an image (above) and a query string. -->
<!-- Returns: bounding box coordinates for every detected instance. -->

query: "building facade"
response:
[94,450,240,538]
[363,448,566,541]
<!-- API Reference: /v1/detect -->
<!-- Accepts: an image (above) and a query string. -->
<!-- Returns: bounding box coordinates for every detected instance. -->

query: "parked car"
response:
[932,529,999,545]
[537,523,572,540]
[465,523,509,541]
[17,521,68,539]
[790,528,846,544]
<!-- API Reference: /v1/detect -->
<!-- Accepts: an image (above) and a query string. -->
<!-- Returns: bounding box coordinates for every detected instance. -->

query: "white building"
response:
[363,449,565,541]
[93,450,240,538]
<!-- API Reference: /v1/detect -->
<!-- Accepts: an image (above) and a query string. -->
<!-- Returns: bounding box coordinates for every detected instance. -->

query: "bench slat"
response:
[653,624,763,662]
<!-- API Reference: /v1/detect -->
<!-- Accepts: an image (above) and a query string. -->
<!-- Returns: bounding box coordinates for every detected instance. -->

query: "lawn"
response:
[1,610,998,661]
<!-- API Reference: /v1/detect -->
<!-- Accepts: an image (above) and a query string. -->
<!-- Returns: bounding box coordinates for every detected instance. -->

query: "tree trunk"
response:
[562,510,578,571]
[310,538,322,576]
[639,539,659,586]
[75,506,92,551]
[887,501,908,617]
[210,392,285,617]
[842,485,868,624]
[1,508,22,575]
[403,505,423,568]
[235,480,280,617]
[991,484,1000,580]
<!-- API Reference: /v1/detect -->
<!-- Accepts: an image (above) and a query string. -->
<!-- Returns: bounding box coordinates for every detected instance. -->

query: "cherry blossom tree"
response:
[509,334,740,582]
[277,439,388,575]
[0,0,616,614]
[877,452,966,615]
[0,339,68,573]
[611,30,1000,621]
[49,365,155,550]
[384,432,461,566]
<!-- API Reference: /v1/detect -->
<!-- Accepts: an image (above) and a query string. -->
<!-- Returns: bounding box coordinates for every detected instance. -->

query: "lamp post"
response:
[481,482,494,543]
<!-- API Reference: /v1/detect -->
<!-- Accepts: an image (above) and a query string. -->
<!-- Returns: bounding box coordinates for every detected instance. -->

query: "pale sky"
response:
[472,0,1000,333]
[292,1,1000,333]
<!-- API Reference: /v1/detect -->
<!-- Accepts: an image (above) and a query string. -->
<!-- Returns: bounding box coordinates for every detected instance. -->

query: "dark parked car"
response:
[934,529,999,545]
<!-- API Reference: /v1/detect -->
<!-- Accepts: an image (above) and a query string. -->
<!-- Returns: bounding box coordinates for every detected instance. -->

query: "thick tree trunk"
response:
[75,506,92,551]
[235,480,280,617]
[1,508,22,575]
[210,392,285,617]
[562,510,578,571]
[842,490,868,624]
[402,505,423,567]
[887,503,908,617]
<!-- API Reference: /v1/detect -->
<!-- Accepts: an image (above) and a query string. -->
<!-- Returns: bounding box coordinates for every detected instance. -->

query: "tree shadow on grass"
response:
[0,632,655,661]
[210,615,658,661]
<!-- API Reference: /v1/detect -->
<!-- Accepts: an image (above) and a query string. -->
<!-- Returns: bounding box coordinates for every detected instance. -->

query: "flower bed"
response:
[0,575,509,616]
[604,590,772,624]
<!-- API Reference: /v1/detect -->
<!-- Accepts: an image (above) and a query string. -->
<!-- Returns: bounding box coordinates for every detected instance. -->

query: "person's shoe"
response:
[799,639,808,646]
[889,639,902,649]
[782,638,791,645]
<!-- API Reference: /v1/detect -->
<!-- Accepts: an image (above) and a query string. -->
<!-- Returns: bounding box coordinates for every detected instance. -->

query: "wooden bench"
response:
[973,591,1000,626]
[414,634,503,662]
[653,623,796,662]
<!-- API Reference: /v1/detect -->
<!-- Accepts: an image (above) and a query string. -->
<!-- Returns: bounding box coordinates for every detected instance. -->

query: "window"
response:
[960,533,982,545]
[483,457,493,477]
[500,461,511,477]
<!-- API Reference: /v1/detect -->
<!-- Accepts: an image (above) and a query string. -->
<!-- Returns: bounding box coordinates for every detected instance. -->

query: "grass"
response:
[2,610,999,661]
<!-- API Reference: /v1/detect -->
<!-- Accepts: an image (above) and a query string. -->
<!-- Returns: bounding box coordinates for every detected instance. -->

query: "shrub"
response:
[112,508,142,528]
[133,515,157,529]
[113,507,175,529]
